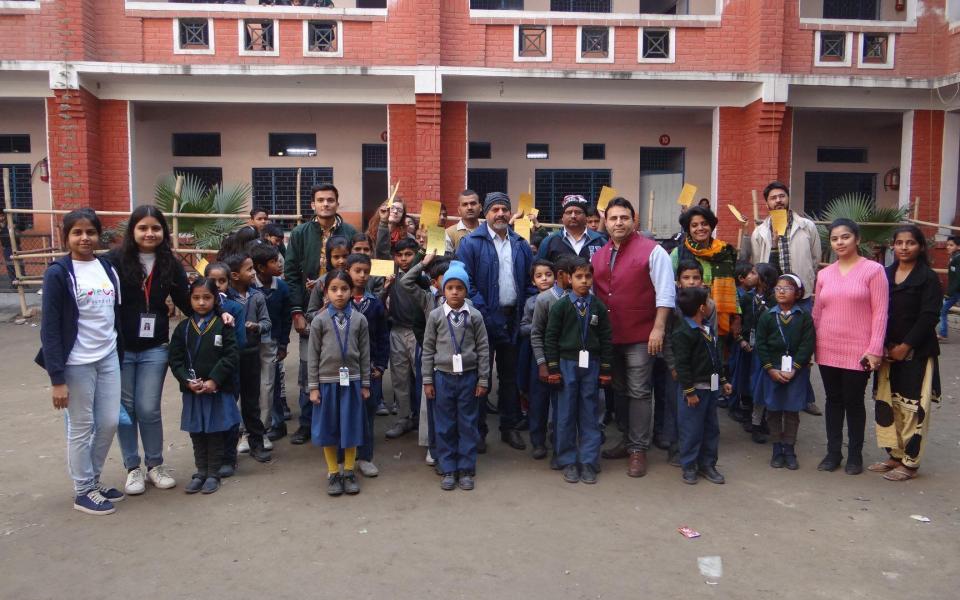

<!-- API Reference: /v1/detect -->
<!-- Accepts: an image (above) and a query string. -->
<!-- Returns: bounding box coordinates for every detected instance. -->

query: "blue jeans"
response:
[556,359,602,468]
[63,351,121,495]
[939,294,960,338]
[677,388,720,470]
[117,345,168,470]
[358,377,383,462]
[433,370,481,474]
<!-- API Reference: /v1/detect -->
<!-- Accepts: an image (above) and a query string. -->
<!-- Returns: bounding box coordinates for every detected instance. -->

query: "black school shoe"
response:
[218,463,237,478]
[290,426,311,445]
[267,423,288,442]
[817,454,843,472]
[185,475,204,494]
[458,472,475,491]
[563,464,580,484]
[441,473,457,491]
[580,464,598,484]
[327,473,344,496]
[698,465,725,484]
[682,467,698,484]
[531,446,548,460]
[249,446,272,463]
[201,477,220,494]
[342,471,361,495]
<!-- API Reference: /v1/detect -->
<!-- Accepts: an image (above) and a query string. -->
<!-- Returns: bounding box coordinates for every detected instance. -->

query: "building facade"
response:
[1,0,959,240]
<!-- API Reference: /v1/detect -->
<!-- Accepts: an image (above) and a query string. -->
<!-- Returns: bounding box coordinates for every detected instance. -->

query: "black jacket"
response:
[885,262,941,360]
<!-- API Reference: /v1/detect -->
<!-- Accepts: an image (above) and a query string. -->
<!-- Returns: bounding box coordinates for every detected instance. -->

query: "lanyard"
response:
[185,315,216,372]
[143,268,154,307]
[776,311,793,351]
[329,305,353,362]
[445,310,468,354]
[573,295,592,349]
[701,326,720,374]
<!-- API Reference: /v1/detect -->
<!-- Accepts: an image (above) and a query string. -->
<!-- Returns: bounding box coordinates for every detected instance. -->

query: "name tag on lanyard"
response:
[781,355,793,373]
[710,373,719,392]
[339,367,350,387]
[139,313,156,338]
[452,354,464,373]
[579,350,590,369]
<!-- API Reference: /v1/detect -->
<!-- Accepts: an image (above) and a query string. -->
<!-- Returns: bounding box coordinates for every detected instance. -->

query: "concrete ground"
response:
[1,318,959,600]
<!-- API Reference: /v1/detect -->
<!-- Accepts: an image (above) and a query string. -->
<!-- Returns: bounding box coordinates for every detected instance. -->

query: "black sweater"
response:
[885,262,942,360]
[671,317,727,395]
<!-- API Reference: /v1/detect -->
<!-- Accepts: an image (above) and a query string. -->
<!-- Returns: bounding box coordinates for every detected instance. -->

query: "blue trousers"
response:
[298,359,312,429]
[556,359,602,469]
[434,370,481,474]
[661,374,681,445]
[527,361,555,449]
[940,293,960,338]
[270,359,288,428]
[358,377,383,462]
[677,388,720,470]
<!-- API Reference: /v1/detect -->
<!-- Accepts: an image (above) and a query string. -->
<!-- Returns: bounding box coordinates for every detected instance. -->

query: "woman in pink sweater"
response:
[812,219,888,475]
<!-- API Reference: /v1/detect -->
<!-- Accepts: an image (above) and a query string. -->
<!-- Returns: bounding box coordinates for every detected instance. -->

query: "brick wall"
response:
[99,100,131,214]
[387,104,417,207]
[909,110,944,226]
[440,102,467,210]
[47,88,101,211]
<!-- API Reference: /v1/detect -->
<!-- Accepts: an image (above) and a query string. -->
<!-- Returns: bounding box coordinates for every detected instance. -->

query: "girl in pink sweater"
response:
[812,219,888,475]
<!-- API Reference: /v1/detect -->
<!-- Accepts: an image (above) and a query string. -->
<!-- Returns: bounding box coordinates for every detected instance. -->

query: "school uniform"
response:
[544,292,613,469]
[388,265,430,420]
[421,302,490,475]
[307,305,371,449]
[527,284,567,450]
[352,292,389,463]
[746,291,773,427]
[672,317,726,471]
[254,275,291,430]
[169,315,241,479]
[224,286,271,460]
[727,287,755,413]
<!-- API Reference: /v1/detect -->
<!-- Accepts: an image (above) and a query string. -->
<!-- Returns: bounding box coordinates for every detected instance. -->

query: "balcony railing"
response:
[469,0,719,17]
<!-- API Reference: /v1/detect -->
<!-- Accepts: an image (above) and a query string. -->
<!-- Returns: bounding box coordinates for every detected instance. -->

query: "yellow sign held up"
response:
[370,259,395,278]
[420,200,442,228]
[195,257,210,276]
[770,209,788,236]
[677,183,698,207]
[514,217,532,241]
[518,192,534,217]
[426,225,446,255]
[597,186,618,212]
[727,204,747,224]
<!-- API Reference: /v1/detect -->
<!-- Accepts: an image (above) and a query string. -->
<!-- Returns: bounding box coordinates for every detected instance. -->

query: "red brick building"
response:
[1,0,959,240]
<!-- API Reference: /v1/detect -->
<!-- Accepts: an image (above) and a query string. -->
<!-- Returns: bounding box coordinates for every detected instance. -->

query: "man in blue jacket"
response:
[536,194,606,263]
[456,192,534,451]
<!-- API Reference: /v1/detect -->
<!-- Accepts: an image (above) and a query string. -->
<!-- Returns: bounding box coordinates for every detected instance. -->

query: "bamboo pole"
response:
[2,208,302,220]
[751,189,759,228]
[907,217,960,233]
[646,190,655,233]
[3,168,29,317]
[295,168,301,217]
[172,175,183,250]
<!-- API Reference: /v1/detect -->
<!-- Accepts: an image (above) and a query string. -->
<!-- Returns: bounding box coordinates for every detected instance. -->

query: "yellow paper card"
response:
[420,200,442,228]
[677,183,697,207]
[727,204,747,224]
[528,208,539,219]
[514,217,532,241]
[195,257,209,276]
[370,259,394,277]
[597,186,617,212]
[770,209,788,235]
[426,225,446,255]
[518,193,534,216]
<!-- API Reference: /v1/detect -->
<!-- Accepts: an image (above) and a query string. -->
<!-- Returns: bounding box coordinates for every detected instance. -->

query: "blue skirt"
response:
[181,391,241,434]
[311,381,365,448]
[753,366,811,412]
[727,344,754,399]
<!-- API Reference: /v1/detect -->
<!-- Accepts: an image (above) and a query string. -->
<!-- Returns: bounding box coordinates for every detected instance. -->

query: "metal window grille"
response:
[642,29,670,59]
[174,167,224,191]
[252,167,333,226]
[803,171,876,217]
[467,169,508,204]
[580,26,609,58]
[862,33,888,62]
[0,164,33,229]
[471,0,524,8]
[179,19,209,49]
[244,20,274,52]
[362,144,388,170]
[534,169,611,224]
[551,0,611,12]
[308,21,338,53]
[822,0,879,20]
[518,25,547,57]
[0,135,30,154]
[640,147,684,173]
[819,31,846,60]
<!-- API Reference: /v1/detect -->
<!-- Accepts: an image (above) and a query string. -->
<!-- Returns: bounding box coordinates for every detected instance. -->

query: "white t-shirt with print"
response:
[66,259,118,366]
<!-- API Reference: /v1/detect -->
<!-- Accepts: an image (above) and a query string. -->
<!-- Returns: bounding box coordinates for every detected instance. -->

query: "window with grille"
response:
[172,133,221,157]
[803,171,876,217]
[469,142,492,160]
[817,147,868,163]
[819,31,846,61]
[822,0,879,20]
[862,33,888,63]
[641,28,671,60]
[583,144,605,160]
[174,167,224,191]
[518,25,548,58]
[363,144,387,170]
[252,167,333,224]
[269,133,317,157]
[178,19,210,49]
[467,169,508,204]
[243,20,275,53]
[0,135,29,154]
[0,164,33,229]
[551,0,611,12]
[471,0,524,8]
[526,143,549,160]
[580,26,609,59]
[534,169,611,224]
[356,0,388,7]
[307,21,339,54]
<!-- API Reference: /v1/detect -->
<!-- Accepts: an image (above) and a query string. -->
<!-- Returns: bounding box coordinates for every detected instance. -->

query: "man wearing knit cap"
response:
[456,192,535,451]
[537,194,606,263]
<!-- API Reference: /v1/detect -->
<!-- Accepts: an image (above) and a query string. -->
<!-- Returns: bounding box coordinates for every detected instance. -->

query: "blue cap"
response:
[442,260,471,290]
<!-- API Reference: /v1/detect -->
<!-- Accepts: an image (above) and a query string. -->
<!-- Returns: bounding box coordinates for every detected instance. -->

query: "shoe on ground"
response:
[390,404,399,415]
[282,406,293,421]
[342,470,361,495]
[580,463,598,484]
[200,477,220,494]
[531,446,547,460]
[74,490,116,515]
[601,440,629,460]
[458,472,475,491]
[147,465,176,489]
[249,446,272,463]
[477,437,487,454]
[803,402,823,416]
[385,417,415,439]
[218,463,237,478]
[95,483,125,502]
[501,429,526,450]
[290,426,310,445]
[263,436,274,451]
[628,451,647,478]
[668,447,681,467]
[237,435,250,454]
[563,464,580,484]
[376,403,390,416]
[817,454,842,472]
[698,465,725,484]
[770,443,785,468]
[682,467,698,485]
[751,427,768,444]
[267,423,288,441]
[784,452,799,470]
[845,460,863,475]
[549,455,561,470]
[357,460,379,477]
[124,468,146,495]
[515,417,530,431]
[327,473,344,496]
[441,473,457,491]
[425,450,436,466]
[184,476,204,494]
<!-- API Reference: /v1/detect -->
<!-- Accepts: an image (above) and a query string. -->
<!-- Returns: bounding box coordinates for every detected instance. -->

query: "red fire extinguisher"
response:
[895,0,905,11]
[34,157,49,183]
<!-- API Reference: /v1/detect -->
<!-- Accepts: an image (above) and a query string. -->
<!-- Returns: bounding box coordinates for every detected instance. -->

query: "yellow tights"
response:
[322,446,357,474]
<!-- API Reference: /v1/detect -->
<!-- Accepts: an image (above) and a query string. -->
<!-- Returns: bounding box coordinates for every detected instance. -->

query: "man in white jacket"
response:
[749,181,823,416]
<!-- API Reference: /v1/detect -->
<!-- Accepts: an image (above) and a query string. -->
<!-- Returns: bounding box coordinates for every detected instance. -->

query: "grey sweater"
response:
[307,307,371,389]
[530,286,567,366]
[229,286,271,354]
[421,304,490,388]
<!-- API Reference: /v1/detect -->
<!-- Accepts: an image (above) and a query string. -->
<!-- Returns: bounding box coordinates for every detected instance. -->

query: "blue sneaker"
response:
[96,483,125,502]
[73,490,116,515]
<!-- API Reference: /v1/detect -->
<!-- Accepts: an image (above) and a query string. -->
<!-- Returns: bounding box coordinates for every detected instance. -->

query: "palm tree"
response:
[154,174,250,250]
[816,193,908,261]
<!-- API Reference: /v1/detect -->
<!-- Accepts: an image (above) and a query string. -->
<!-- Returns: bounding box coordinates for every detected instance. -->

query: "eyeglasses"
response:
[388,207,404,214]
[773,286,796,293]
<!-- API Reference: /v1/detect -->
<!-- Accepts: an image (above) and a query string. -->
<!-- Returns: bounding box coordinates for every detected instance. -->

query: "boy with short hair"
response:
[422,261,490,491]
[939,236,960,340]
[727,260,758,420]
[223,253,273,465]
[672,286,731,485]
[346,253,389,477]
[251,244,292,442]
[545,257,613,485]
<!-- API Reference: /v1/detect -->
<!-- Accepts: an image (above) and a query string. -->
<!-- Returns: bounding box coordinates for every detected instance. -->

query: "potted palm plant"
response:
[154,174,250,250]
[815,193,908,262]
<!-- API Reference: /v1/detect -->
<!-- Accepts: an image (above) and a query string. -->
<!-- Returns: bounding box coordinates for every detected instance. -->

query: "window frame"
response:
[171,133,222,158]
[856,31,895,69]
[239,18,280,57]
[813,30,853,67]
[526,143,550,160]
[469,142,493,160]
[576,25,614,64]
[513,24,552,62]
[0,134,30,154]
[303,20,343,58]
[637,26,675,64]
[582,143,606,161]
[268,133,318,158]
[173,17,215,55]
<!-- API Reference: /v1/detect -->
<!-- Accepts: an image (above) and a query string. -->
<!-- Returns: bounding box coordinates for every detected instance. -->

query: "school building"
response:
[1,0,960,241]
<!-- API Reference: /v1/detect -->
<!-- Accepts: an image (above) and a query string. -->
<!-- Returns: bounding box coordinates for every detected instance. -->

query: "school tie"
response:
[574,297,588,315]
[353,297,369,313]
[449,309,466,328]
[334,311,347,330]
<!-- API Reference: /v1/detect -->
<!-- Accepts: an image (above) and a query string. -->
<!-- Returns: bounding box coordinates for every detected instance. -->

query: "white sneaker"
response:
[124,468,145,495]
[425,450,436,466]
[263,436,274,450]
[357,460,379,477]
[237,435,250,454]
[147,465,177,489]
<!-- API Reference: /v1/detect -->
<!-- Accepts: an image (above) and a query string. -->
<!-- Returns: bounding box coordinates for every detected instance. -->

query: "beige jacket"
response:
[749,212,821,299]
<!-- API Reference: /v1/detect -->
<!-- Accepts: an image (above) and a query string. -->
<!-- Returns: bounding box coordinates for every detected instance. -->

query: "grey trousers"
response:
[612,342,655,453]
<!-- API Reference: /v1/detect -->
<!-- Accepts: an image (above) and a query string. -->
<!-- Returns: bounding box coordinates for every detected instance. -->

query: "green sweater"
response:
[168,316,239,394]
[754,307,815,372]
[544,294,613,376]
[671,317,727,395]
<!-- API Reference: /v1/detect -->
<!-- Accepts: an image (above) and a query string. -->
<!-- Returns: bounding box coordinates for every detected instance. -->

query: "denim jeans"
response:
[527,361,553,449]
[939,293,960,338]
[117,345,168,470]
[677,388,719,470]
[63,351,121,495]
[556,358,602,468]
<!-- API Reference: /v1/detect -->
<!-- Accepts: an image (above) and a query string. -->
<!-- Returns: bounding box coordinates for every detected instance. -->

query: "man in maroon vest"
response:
[592,198,676,478]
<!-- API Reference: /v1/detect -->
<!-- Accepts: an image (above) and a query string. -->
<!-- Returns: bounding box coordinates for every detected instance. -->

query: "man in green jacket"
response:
[283,183,358,444]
